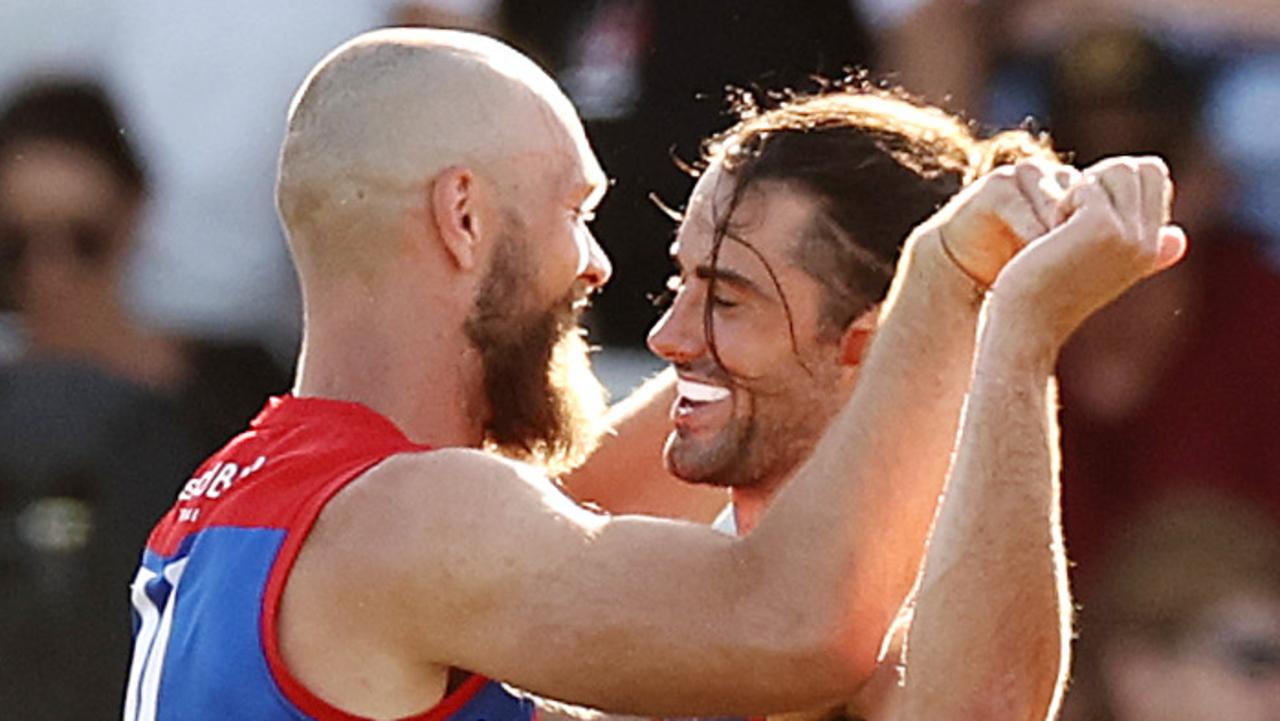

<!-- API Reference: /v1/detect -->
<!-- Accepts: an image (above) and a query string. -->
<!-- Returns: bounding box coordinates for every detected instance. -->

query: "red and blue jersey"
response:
[123,395,535,721]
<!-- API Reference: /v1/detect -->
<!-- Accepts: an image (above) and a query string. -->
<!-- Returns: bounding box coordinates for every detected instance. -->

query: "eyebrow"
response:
[693,263,769,299]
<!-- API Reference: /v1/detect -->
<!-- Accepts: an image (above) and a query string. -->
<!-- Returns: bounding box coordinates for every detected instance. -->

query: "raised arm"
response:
[876,157,1183,721]
[286,162,1070,717]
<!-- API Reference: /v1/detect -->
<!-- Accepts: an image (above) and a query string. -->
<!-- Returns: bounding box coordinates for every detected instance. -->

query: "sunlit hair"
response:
[691,80,1058,369]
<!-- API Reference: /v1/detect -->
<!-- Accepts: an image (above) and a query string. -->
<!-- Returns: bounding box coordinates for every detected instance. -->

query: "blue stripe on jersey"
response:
[461,683,537,720]
[147,527,297,720]
[131,526,535,721]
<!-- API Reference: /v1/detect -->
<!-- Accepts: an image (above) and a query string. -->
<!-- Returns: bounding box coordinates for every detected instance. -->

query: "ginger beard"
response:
[464,230,608,475]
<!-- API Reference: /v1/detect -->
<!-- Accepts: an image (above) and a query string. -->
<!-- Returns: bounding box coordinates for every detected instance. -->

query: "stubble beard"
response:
[665,384,834,492]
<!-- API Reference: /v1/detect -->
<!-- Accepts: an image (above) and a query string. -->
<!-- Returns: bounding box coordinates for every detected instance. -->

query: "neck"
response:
[730,480,786,535]
[293,280,486,448]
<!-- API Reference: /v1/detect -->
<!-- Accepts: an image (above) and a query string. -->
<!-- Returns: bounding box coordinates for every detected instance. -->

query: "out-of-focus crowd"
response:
[0,1,1277,719]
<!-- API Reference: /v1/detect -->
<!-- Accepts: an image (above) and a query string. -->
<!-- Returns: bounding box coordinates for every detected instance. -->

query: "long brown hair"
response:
[691,82,1056,370]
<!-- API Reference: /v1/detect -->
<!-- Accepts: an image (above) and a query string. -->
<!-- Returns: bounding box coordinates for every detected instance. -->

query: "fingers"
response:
[1086,157,1144,243]
[984,163,1050,246]
[1013,160,1066,234]
[1139,158,1174,232]
[1050,165,1081,195]
[1053,173,1183,278]
[1154,224,1188,273]
[1054,177,1125,246]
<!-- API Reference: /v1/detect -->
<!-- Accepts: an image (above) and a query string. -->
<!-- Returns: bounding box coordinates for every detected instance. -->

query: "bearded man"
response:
[563,89,1184,720]
[122,28,1183,721]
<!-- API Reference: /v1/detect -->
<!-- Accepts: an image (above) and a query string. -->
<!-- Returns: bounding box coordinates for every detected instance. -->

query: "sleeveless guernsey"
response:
[122,395,535,721]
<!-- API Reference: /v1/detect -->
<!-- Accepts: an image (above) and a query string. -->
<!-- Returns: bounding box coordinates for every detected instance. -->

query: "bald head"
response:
[277,28,597,278]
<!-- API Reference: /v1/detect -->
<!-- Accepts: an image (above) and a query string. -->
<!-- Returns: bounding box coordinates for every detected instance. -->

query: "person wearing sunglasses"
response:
[0,79,289,455]
[0,80,292,717]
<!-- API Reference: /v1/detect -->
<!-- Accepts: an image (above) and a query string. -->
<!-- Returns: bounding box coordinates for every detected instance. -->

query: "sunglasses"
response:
[0,220,115,269]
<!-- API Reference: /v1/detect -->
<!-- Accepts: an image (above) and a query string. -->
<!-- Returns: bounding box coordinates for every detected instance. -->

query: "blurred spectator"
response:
[0,79,290,456]
[0,76,286,718]
[0,2,388,353]
[1209,53,1280,259]
[0,77,287,718]
[0,361,198,719]
[104,1,384,351]
[1023,27,1280,588]
[501,0,877,345]
[1063,491,1280,721]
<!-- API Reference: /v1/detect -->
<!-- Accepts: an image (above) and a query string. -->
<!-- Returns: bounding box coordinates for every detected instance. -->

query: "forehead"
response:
[0,141,123,221]
[548,104,606,199]
[672,164,816,270]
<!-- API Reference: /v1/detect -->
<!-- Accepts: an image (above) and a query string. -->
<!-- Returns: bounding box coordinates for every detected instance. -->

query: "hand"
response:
[989,155,1187,347]
[919,160,1078,288]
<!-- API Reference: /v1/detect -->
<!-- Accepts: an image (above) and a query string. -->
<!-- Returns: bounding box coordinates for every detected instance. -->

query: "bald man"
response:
[121,28,1184,721]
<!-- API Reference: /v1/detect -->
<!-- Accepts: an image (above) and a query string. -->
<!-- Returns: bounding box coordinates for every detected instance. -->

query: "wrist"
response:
[977,298,1060,377]
[902,230,987,312]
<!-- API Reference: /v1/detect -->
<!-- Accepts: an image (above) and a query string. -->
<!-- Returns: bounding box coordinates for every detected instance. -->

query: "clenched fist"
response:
[990,155,1186,347]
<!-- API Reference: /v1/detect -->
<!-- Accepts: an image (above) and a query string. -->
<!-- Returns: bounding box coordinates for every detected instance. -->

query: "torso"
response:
[123,395,534,721]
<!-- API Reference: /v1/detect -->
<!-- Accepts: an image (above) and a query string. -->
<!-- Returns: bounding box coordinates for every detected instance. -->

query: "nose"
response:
[647,282,706,365]
[577,227,612,290]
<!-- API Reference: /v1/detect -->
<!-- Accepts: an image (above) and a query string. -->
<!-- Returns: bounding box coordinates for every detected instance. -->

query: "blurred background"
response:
[0,1,1277,718]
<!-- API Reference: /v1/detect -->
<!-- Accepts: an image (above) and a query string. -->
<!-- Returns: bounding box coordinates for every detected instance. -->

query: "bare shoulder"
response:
[284,447,596,672]
[343,447,592,527]
[312,447,584,560]
[309,447,603,596]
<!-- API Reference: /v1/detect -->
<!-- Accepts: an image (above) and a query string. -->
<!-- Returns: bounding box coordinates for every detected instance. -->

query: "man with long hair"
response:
[565,86,1184,720]
[123,29,1181,721]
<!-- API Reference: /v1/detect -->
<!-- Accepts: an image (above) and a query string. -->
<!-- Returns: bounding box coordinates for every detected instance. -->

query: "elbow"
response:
[812,627,882,697]
[826,605,890,691]
[749,600,884,698]
[814,582,903,692]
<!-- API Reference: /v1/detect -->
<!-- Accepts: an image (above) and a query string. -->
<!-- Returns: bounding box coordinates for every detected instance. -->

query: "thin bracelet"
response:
[937,229,992,296]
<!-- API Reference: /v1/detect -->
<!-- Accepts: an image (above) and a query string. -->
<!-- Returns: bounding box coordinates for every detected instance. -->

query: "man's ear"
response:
[839,306,880,366]
[431,165,482,271]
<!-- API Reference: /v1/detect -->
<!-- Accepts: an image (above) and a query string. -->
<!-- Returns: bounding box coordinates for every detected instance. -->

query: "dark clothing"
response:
[175,339,291,458]
[0,361,199,720]
[0,341,286,719]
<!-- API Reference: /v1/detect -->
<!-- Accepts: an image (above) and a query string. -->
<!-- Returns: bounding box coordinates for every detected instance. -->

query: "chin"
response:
[664,434,759,489]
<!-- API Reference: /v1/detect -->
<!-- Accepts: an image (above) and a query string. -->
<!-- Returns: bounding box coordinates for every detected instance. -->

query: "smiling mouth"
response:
[676,377,731,406]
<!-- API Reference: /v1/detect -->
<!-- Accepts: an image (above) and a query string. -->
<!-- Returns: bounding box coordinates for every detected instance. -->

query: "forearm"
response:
[895,310,1070,721]
[562,368,727,521]
[743,232,984,675]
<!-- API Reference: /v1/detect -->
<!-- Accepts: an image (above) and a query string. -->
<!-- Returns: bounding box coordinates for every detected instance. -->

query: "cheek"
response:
[705,313,793,379]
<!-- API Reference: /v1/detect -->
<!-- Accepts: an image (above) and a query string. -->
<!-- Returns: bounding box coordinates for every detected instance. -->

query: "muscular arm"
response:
[291,231,985,717]
[863,157,1182,721]
[881,305,1072,721]
[290,158,1096,717]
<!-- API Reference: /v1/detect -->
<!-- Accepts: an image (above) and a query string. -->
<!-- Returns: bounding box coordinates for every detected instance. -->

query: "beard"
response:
[464,232,608,475]
[664,365,844,492]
